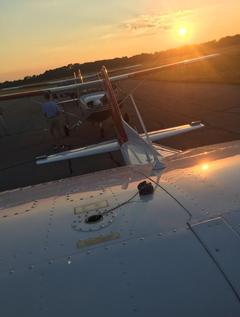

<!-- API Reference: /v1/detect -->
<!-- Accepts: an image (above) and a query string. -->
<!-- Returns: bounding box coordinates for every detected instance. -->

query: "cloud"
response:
[100,9,195,41]
[119,10,194,37]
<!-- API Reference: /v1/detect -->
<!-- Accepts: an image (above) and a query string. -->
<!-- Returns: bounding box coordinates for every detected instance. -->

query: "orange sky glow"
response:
[0,1,239,82]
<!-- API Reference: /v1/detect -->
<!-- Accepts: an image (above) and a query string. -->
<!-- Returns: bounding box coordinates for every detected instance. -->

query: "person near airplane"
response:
[41,92,66,149]
[0,107,9,136]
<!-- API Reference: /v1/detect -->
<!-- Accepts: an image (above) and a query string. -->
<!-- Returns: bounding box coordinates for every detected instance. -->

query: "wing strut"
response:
[129,93,163,169]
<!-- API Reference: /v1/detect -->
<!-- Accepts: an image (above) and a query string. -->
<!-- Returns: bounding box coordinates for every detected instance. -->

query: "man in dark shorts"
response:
[42,93,66,149]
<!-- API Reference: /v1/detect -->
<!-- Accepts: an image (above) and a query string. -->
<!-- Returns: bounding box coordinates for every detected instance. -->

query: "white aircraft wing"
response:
[1,140,240,316]
[0,65,143,93]
[0,53,219,100]
[49,54,219,94]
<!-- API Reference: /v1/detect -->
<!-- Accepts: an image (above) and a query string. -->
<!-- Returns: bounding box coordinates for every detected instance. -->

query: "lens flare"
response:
[201,163,209,171]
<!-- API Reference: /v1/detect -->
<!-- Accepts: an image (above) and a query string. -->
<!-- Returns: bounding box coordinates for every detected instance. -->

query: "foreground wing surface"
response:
[1,141,240,316]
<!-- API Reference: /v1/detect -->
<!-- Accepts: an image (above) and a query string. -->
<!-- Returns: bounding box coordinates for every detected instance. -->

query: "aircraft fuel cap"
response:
[137,181,154,196]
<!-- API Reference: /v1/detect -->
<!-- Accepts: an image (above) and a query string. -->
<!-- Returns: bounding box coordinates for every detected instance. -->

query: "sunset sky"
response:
[0,0,239,82]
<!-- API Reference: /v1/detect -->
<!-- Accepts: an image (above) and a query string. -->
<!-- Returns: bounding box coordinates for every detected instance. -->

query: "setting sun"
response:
[201,163,209,171]
[173,23,193,42]
[178,27,187,37]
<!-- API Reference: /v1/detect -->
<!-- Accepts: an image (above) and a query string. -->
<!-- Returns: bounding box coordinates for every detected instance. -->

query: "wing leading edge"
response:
[0,54,219,101]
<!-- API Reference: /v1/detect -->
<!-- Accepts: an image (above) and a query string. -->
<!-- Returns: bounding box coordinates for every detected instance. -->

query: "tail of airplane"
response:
[74,69,83,83]
[100,66,163,168]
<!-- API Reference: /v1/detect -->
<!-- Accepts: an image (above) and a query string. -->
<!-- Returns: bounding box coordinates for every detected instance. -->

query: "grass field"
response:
[147,45,240,85]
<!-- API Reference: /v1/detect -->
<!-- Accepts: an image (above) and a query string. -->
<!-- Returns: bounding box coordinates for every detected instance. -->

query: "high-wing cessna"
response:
[2,53,240,317]
[0,65,142,128]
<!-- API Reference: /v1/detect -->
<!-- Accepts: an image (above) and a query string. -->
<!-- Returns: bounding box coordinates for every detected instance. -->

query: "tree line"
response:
[1,34,239,89]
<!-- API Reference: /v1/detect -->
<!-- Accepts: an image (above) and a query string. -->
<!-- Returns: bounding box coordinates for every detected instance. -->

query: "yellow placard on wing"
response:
[74,200,109,215]
[77,232,120,249]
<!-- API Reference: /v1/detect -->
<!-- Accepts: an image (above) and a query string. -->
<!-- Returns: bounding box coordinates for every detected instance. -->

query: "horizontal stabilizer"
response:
[36,122,204,165]
[143,122,204,141]
[36,140,119,165]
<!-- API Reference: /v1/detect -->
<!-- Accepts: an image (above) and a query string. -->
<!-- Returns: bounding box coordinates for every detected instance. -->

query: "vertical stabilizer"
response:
[121,120,164,168]
[77,69,84,83]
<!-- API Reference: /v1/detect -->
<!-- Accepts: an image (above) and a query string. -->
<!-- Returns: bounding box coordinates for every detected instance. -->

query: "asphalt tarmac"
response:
[0,80,240,191]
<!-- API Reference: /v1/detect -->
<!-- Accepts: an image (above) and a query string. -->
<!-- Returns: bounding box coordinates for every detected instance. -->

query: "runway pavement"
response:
[0,80,240,191]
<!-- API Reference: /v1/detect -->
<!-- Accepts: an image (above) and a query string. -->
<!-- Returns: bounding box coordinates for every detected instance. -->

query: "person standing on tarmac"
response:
[0,107,9,137]
[42,92,66,149]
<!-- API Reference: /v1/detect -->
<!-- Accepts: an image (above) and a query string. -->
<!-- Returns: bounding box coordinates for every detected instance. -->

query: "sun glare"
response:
[173,23,193,42]
[178,27,187,37]
[201,163,209,171]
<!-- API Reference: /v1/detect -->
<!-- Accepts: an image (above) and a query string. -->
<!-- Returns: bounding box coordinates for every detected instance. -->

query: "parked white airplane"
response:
[2,54,240,317]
